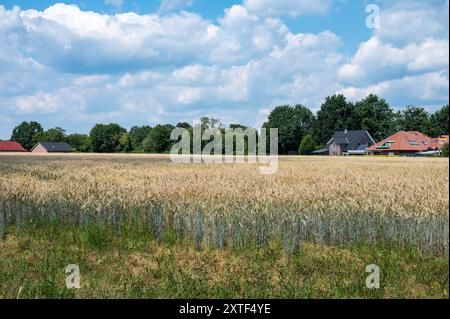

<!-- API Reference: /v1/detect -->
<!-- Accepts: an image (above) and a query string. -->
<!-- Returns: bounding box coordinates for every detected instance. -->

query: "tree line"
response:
[7,94,449,155]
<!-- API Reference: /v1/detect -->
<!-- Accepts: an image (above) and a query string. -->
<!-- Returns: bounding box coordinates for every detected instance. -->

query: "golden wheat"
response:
[0,154,448,255]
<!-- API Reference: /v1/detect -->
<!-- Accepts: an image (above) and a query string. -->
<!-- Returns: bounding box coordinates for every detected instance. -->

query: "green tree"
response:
[354,94,396,141]
[442,143,449,157]
[299,134,316,155]
[11,121,44,150]
[118,133,132,153]
[429,105,449,137]
[176,122,192,130]
[312,95,357,145]
[263,105,315,154]
[66,134,91,152]
[200,117,222,129]
[90,123,127,153]
[129,126,152,151]
[142,124,175,153]
[32,127,67,145]
[398,106,431,133]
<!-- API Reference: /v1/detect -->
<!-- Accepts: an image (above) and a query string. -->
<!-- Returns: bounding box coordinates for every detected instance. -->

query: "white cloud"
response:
[0,1,448,139]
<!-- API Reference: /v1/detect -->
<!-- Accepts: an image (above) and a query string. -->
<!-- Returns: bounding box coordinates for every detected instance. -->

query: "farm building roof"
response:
[0,141,26,152]
[367,131,444,153]
[33,142,73,153]
[327,130,375,152]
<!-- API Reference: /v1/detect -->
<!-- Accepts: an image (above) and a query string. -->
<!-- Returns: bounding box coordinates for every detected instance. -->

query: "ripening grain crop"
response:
[0,154,448,256]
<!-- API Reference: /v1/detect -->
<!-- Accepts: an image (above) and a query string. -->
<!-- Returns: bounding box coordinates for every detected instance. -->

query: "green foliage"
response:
[442,143,449,157]
[143,124,175,153]
[89,123,127,153]
[176,122,192,130]
[129,126,152,151]
[11,121,43,150]
[299,134,316,155]
[66,134,91,152]
[354,94,396,141]
[32,127,67,145]
[429,105,449,137]
[263,105,315,154]
[312,95,356,145]
[118,133,132,153]
[398,106,431,134]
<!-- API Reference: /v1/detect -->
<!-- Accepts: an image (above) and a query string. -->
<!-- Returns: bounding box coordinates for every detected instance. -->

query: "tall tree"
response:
[429,105,449,137]
[398,106,431,133]
[89,123,127,153]
[263,105,315,154]
[176,122,192,130]
[11,121,43,150]
[354,94,396,141]
[142,124,175,153]
[32,127,66,144]
[129,126,152,151]
[66,134,91,152]
[312,95,356,145]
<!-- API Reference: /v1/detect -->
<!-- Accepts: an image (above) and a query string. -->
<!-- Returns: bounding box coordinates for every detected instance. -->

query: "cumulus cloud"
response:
[0,1,448,139]
[337,0,449,105]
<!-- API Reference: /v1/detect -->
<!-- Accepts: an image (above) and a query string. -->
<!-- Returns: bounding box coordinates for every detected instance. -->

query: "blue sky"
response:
[0,0,448,138]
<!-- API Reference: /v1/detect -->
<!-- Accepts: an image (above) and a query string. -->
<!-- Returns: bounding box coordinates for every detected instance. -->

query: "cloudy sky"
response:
[0,0,448,139]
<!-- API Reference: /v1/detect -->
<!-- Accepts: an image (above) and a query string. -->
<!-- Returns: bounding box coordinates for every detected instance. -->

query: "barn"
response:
[31,142,73,153]
[0,141,27,152]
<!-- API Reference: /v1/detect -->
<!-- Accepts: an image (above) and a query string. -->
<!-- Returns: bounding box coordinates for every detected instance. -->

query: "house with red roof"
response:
[0,141,27,152]
[367,131,448,155]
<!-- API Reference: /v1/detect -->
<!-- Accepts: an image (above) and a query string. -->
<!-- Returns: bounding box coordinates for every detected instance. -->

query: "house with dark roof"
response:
[367,131,447,155]
[31,142,72,153]
[314,130,375,156]
[0,141,27,152]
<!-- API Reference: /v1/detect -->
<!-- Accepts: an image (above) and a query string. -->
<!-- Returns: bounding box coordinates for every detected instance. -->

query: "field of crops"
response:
[0,154,448,298]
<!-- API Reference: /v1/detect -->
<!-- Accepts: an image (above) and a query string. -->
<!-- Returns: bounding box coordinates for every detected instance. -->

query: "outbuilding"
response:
[31,142,72,153]
[0,141,27,152]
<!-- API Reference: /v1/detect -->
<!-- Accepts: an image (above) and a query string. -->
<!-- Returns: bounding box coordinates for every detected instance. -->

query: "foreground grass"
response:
[0,225,448,299]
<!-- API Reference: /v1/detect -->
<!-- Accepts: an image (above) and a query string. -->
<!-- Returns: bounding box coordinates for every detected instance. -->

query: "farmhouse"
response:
[0,141,27,152]
[315,130,375,156]
[31,142,73,153]
[367,131,447,155]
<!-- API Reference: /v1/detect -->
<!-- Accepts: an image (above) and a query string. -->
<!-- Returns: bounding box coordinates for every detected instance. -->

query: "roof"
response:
[430,135,449,149]
[0,141,26,152]
[367,131,440,153]
[328,130,374,151]
[33,141,72,152]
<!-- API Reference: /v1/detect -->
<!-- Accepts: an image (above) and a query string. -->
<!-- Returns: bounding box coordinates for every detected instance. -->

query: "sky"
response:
[0,0,448,139]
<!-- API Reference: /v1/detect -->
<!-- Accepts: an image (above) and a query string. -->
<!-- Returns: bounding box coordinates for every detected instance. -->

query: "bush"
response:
[442,143,449,157]
[299,134,316,155]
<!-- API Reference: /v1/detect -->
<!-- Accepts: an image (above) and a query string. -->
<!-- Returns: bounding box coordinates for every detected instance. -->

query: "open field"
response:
[0,154,448,298]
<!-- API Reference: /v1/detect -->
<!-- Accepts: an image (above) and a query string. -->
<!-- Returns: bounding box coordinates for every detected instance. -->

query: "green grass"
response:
[0,225,448,299]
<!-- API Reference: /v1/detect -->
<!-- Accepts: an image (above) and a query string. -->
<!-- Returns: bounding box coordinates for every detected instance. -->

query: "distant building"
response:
[314,130,375,156]
[367,131,447,155]
[31,142,72,153]
[0,141,27,152]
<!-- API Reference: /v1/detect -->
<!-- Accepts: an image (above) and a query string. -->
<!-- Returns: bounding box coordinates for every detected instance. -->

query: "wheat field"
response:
[0,154,448,256]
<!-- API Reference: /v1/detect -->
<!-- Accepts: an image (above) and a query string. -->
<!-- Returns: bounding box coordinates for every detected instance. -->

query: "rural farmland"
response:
[0,153,448,298]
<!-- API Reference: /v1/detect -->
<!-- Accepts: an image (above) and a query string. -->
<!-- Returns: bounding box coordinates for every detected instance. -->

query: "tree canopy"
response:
[11,121,44,150]
[263,104,315,154]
